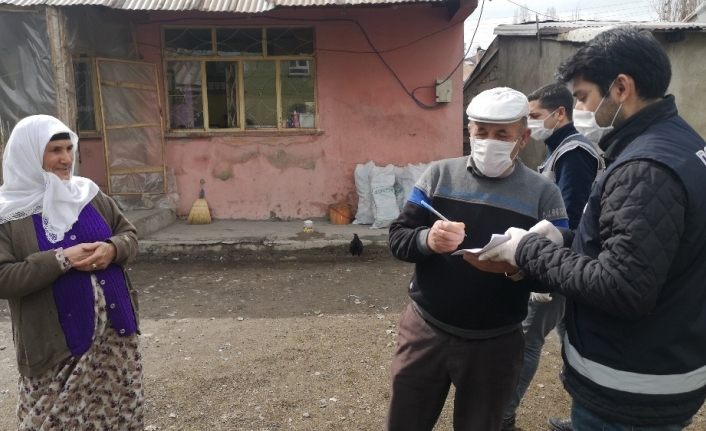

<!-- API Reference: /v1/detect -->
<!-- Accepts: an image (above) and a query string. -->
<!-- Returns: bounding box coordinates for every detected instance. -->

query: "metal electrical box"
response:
[435,79,452,103]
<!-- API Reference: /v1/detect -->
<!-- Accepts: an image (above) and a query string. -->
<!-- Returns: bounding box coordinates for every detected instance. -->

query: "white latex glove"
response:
[529,219,563,245]
[479,221,564,266]
[530,292,553,303]
[478,227,528,266]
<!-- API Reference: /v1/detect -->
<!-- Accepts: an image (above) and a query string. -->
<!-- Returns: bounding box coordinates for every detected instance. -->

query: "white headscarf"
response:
[0,115,99,243]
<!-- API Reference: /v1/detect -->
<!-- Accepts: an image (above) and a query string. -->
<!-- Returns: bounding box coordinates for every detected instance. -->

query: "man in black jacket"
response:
[480,27,706,430]
[502,84,603,431]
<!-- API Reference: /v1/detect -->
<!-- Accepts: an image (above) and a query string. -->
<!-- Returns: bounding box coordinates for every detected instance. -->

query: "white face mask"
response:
[573,81,622,144]
[471,137,518,178]
[528,109,559,142]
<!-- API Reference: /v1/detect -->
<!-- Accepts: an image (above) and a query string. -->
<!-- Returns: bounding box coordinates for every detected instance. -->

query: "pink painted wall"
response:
[101,4,475,219]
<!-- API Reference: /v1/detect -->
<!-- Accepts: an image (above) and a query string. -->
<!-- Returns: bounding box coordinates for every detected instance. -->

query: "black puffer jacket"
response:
[514,96,706,426]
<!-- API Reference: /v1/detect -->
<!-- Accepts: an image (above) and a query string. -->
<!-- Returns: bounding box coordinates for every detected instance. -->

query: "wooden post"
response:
[46,6,77,131]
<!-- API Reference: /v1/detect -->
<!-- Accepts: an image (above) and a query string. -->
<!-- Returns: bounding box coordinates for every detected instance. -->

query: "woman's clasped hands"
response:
[63,242,117,271]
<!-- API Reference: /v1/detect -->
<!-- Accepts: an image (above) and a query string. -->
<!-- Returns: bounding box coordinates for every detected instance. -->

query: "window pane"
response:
[101,86,160,126]
[267,28,314,56]
[217,28,262,56]
[243,61,276,128]
[105,126,163,169]
[206,62,238,129]
[74,61,96,132]
[281,60,315,129]
[99,61,154,86]
[164,28,213,56]
[166,61,204,129]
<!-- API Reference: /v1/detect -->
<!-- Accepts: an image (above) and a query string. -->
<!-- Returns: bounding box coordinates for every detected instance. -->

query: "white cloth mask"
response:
[528,109,560,142]
[471,137,518,178]
[528,119,553,141]
[573,82,622,144]
[573,109,614,144]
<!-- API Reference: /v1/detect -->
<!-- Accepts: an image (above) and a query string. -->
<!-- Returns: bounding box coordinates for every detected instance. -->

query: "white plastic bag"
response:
[394,163,428,211]
[393,166,407,211]
[352,161,375,225]
[371,164,400,229]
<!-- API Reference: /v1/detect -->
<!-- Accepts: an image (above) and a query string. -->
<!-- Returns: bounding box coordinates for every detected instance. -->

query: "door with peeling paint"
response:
[96,58,166,195]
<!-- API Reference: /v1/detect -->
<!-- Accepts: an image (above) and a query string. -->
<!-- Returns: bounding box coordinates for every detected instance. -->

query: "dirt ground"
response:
[0,255,703,430]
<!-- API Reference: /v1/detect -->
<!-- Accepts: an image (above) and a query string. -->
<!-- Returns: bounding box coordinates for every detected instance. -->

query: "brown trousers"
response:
[386,303,524,431]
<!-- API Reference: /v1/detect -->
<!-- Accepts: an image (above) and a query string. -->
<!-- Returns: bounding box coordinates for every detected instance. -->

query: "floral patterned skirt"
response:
[17,279,144,431]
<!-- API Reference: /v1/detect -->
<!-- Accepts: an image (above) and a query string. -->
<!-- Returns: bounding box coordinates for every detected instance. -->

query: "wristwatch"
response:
[505,270,524,282]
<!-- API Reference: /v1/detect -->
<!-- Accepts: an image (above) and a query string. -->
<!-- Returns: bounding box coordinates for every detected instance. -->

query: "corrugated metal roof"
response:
[121,0,272,12]
[1,0,119,5]
[0,0,445,12]
[493,20,705,38]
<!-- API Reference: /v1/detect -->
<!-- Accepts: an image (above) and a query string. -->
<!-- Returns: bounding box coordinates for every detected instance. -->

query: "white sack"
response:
[352,161,375,225]
[371,164,399,229]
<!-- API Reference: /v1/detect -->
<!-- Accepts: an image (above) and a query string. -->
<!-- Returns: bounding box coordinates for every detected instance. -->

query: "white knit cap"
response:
[466,87,529,124]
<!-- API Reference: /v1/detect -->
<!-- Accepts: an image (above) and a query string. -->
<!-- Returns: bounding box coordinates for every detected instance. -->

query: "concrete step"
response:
[136,219,391,261]
[124,209,176,239]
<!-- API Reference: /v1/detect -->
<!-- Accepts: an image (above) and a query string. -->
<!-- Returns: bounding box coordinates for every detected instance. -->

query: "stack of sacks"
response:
[352,161,429,229]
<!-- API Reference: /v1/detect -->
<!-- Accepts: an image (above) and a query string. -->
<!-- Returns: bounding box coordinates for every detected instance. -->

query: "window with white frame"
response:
[163,27,316,131]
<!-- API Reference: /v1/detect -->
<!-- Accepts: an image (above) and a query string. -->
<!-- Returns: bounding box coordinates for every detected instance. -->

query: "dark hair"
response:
[557,27,671,100]
[527,83,574,120]
[49,132,71,141]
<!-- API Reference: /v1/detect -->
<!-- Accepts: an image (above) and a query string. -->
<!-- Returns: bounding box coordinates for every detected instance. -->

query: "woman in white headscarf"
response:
[0,115,143,430]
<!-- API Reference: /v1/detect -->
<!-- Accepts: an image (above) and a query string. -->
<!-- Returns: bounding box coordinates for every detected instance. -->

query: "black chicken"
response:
[349,233,364,256]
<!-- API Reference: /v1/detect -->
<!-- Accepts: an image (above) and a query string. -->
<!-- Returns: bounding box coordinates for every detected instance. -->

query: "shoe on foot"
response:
[547,416,573,431]
[501,415,516,431]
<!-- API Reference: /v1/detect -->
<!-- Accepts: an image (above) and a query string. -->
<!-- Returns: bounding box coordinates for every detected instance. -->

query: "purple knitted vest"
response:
[33,204,137,357]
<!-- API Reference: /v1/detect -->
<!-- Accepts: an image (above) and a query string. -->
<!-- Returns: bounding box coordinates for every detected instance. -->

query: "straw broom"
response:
[187,179,212,224]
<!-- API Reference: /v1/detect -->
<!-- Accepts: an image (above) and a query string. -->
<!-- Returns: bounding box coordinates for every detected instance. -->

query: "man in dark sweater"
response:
[501,83,603,431]
[386,87,567,431]
[481,27,706,430]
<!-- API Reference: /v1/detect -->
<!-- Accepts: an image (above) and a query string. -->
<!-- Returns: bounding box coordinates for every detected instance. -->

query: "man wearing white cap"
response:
[386,87,568,430]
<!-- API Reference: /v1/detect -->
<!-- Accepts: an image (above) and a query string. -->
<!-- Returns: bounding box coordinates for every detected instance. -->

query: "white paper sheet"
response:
[451,233,511,255]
